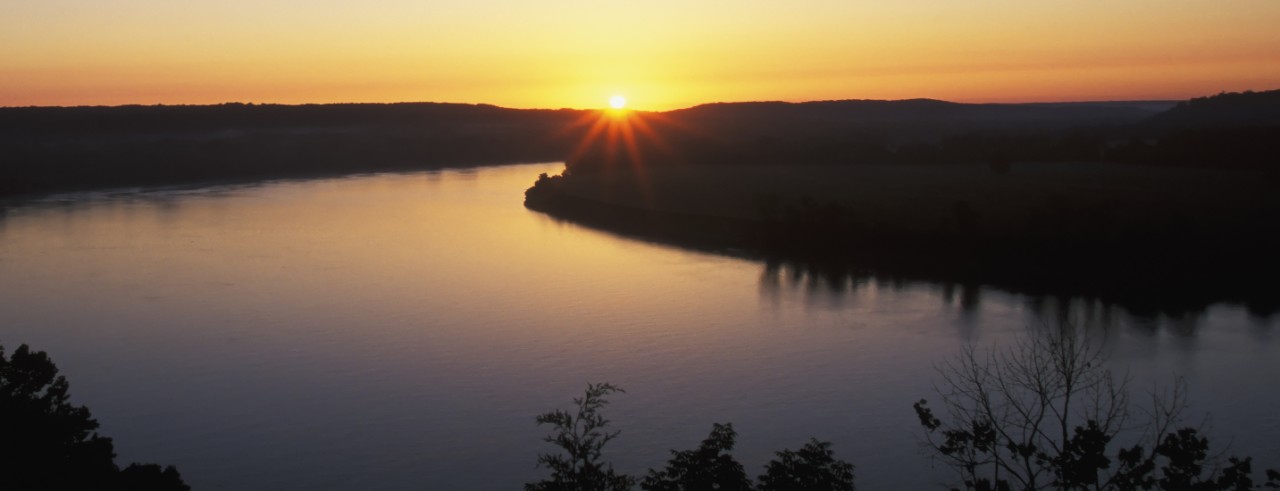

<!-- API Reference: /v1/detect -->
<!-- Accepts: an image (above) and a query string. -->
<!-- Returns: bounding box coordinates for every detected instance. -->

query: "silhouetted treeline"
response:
[1105,90,1280,171]
[561,99,1173,174]
[666,98,1164,137]
[0,103,591,197]
[528,173,1280,316]
[527,383,856,491]
[1148,89,1280,128]
[0,97,1174,199]
[0,344,189,491]
[5,91,1276,199]
[563,91,1280,175]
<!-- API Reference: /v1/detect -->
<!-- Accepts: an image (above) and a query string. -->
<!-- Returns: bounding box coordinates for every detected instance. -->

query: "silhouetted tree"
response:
[757,439,855,491]
[641,422,752,491]
[118,463,191,491]
[530,385,858,491]
[0,343,189,491]
[913,325,1278,490]
[527,383,634,491]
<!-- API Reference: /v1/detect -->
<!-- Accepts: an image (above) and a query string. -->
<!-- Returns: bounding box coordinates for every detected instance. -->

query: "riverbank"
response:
[526,162,1280,316]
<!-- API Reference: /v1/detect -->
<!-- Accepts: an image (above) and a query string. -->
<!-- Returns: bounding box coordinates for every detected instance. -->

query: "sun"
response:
[608,95,627,109]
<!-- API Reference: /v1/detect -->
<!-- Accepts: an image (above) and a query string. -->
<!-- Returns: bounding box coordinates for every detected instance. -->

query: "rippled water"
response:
[0,163,1276,490]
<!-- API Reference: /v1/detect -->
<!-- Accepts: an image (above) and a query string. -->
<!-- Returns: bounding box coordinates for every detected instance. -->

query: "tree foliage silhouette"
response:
[527,383,634,491]
[913,325,1278,491]
[0,343,188,491]
[756,439,855,491]
[640,422,752,491]
[531,385,857,491]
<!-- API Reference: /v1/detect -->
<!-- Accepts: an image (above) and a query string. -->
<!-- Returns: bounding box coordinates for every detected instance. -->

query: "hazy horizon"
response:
[4,0,1278,110]
[0,92,1219,111]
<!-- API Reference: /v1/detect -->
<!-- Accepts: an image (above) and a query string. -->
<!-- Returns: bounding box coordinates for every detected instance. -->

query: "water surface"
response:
[0,163,1276,489]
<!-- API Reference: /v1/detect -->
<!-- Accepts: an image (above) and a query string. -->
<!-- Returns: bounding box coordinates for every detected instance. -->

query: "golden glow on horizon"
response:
[1,1,1278,109]
[609,95,627,109]
[570,109,666,168]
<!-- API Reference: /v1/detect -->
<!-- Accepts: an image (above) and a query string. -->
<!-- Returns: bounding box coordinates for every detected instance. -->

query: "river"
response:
[0,163,1276,490]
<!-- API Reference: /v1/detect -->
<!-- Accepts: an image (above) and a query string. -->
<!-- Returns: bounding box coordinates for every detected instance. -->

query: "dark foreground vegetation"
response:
[527,383,854,491]
[7,329,1280,490]
[525,90,1280,316]
[0,344,188,491]
[913,325,1280,491]
[529,324,1280,491]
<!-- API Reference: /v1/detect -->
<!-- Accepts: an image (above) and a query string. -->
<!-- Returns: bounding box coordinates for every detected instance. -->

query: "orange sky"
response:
[2,0,1278,110]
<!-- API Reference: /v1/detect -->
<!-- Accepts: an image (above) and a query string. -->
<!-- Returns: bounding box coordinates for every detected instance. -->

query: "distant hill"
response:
[0,102,584,139]
[665,98,1167,139]
[2,91,1276,198]
[563,98,1179,173]
[1145,89,1280,129]
[0,103,589,197]
[1105,90,1280,168]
